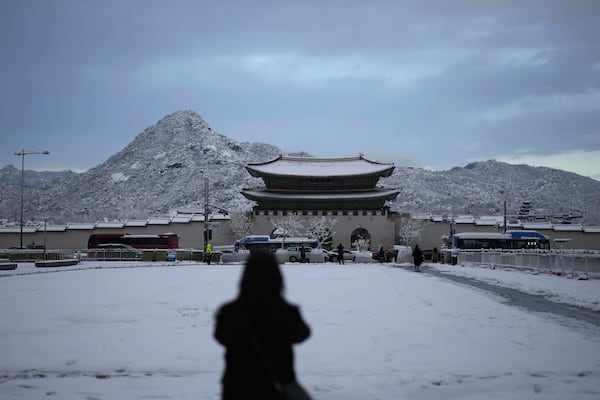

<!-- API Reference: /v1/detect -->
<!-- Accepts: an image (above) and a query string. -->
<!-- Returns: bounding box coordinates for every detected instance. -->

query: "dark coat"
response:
[214,298,311,400]
[412,246,423,266]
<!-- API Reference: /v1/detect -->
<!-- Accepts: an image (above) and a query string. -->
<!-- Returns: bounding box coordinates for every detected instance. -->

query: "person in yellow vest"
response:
[205,242,213,265]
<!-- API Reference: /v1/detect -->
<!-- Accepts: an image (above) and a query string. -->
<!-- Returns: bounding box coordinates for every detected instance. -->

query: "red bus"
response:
[87,233,180,249]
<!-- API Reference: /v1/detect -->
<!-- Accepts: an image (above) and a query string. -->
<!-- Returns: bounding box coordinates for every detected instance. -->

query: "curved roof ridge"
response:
[246,155,396,178]
[247,154,394,167]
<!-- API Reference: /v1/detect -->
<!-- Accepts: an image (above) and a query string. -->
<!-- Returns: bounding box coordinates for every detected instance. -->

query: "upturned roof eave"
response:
[245,155,396,178]
[240,188,400,201]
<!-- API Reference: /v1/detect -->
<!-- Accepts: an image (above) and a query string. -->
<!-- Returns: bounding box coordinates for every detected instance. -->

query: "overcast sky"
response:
[1,0,599,180]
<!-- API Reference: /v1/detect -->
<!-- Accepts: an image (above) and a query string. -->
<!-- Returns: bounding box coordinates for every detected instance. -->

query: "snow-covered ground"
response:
[1,260,599,400]
[433,262,600,311]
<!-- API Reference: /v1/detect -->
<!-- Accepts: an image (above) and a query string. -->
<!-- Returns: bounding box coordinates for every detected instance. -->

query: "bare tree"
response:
[398,215,430,246]
[229,211,254,241]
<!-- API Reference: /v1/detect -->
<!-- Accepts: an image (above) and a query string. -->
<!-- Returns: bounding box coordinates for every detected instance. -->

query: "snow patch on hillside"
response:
[111,173,129,183]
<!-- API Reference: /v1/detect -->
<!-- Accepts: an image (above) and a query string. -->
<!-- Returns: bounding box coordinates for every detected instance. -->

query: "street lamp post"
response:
[14,149,50,249]
[204,176,209,251]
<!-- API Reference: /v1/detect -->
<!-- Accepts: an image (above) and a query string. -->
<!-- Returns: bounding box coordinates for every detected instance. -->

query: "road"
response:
[413,264,600,329]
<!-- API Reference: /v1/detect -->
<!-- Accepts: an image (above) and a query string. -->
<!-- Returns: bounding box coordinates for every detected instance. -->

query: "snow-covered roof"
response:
[0,227,22,234]
[191,215,206,222]
[96,221,125,229]
[67,223,96,230]
[474,219,499,226]
[124,220,148,227]
[522,222,553,230]
[210,213,230,220]
[241,188,400,201]
[171,216,191,223]
[552,224,583,232]
[246,155,395,178]
[43,225,67,232]
[147,217,171,225]
[454,232,507,239]
[583,226,600,233]
[454,216,475,224]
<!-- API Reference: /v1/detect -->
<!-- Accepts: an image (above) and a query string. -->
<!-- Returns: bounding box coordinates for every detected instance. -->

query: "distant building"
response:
[241,155,400,250]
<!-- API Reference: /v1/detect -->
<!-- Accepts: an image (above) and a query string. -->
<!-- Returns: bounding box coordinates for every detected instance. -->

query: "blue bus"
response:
[452,230,550,250]
[238,235,319,253]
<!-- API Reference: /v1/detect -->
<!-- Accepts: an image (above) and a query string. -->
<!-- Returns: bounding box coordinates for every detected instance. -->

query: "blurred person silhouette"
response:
[214,251,312,400]
[412,244,423,272]
[432,246,439,263]
[337,243,344,264]
[205,242,213,265]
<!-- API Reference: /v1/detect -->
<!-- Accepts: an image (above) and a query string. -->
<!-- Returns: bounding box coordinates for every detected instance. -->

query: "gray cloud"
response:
[1,0,599,178]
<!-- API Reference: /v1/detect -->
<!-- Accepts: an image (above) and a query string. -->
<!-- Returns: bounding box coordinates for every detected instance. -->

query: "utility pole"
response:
[203,176,209,251]
[14,149,50,248]
[503,200,507,233]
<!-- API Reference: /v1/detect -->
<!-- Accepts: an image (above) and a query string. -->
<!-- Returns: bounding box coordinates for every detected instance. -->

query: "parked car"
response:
[422,249,433,261]
[286,246,312,262]
[324,249,356,263]
[220,249,250,263]
[371,249,399,262]
[277,247,326,263]
[88,243,142,260]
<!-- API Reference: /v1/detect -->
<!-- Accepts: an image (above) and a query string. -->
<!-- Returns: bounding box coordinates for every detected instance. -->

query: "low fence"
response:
[1,248,217,263]
[456,249,600,278]
[5,250,66,262]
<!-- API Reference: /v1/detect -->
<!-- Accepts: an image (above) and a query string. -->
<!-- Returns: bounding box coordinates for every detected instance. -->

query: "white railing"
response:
[457,249,600,278]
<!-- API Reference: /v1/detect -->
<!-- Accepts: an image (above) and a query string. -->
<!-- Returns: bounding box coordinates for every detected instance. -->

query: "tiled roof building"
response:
[241,155,399,210]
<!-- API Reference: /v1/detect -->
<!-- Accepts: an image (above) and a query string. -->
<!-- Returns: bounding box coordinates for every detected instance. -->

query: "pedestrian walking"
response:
[205,242,213,265]
[337,243,344,264]
[412,244,423,272]
[432,247,439,263]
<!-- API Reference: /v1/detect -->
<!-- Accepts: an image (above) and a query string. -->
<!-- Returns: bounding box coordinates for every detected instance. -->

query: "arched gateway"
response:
[241,155,399,250]
[351,227,371,251]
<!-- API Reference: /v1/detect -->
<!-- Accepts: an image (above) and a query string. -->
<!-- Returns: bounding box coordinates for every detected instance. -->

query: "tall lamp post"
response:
[14,149,50,248]
[203,176,209,252]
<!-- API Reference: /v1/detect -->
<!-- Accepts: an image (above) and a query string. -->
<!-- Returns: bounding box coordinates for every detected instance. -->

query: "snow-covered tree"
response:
[269,214,306,245]
[228,211,254,240]
[352,237,371,252]
[306,216,338,248]
[398,215,430,246]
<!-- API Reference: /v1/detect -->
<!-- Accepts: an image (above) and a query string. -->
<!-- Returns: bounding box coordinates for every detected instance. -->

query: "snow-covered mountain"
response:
[1,110,599,224]
[1,111,279,223]
[385,161,599,223]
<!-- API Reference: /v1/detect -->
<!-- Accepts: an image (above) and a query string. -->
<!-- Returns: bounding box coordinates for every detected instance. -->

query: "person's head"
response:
[239,251,284,302]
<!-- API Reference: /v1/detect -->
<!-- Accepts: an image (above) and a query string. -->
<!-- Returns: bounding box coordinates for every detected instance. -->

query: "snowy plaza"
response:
[1,260,599,400]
